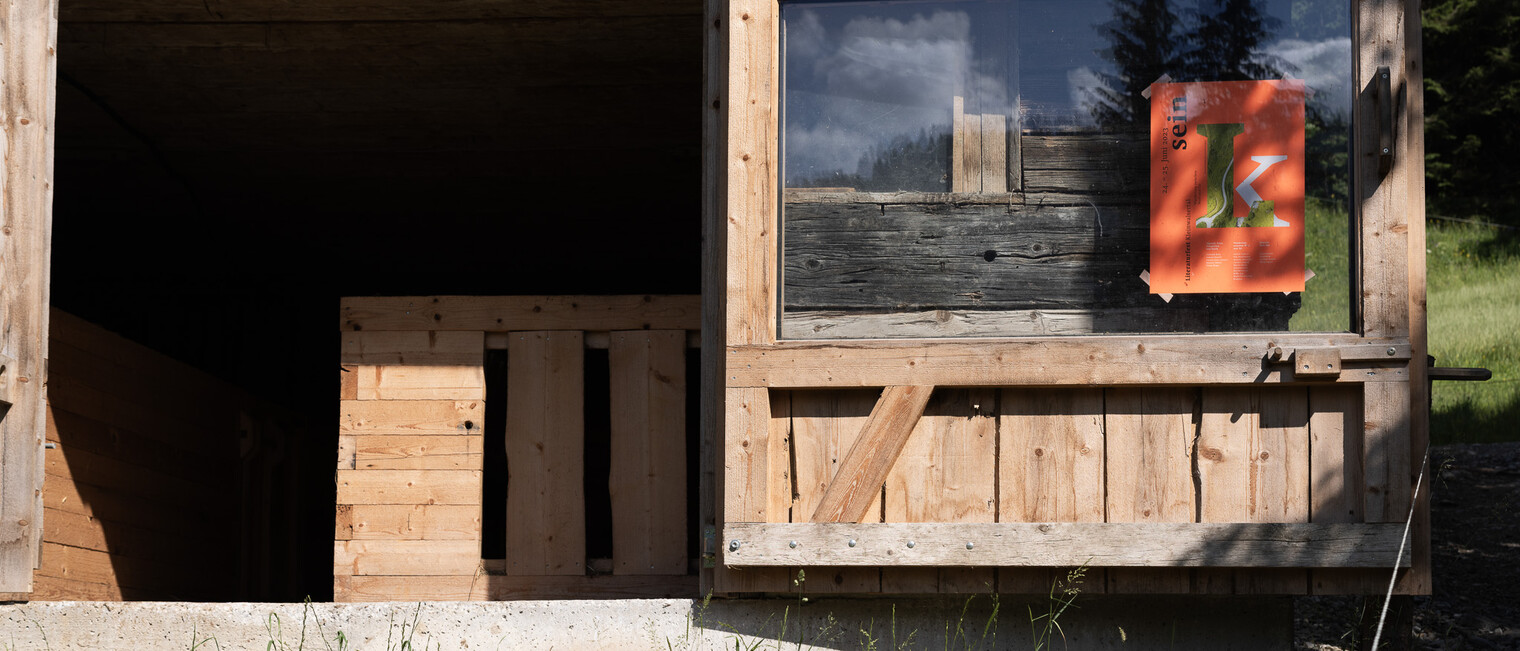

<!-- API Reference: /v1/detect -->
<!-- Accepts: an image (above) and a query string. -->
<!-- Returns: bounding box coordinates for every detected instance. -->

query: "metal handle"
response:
[1376,66,1393,174]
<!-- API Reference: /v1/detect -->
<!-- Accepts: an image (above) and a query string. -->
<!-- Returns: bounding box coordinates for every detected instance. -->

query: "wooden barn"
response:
[0,0,1439,632]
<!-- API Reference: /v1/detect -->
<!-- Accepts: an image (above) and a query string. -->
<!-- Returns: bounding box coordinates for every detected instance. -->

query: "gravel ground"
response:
[1295,442,1520,650]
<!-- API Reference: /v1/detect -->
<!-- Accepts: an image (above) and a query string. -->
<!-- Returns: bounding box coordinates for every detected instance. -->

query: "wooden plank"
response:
[1307,385,1383,594]
[46,405,224,486]
[337,436,356,469]
[32,574,123,601]
[998,389,1105,594]
[341,295,700,332]
[333,540,480,576]
[335,470,482,505]
[6,263,107,585]
[343,504,482,541]
[608,330,688,576]
[42,474,223,540]
[883,389,996,594]
[1401,0,1430,596]
[340,399,484,435]
[783,202,1147,312]
[980,114,1007,193]
[791,390,882,594]
[723,523,1410,568]
[340,365,358,400]
[951,96,967,192]
[781,308,1209,339]
[809,386,934,524]
[715,388,790,593]
[700,0,728,596]
[337,574,698,602]
[350,435,483,470]
[45,443,217,510]
[340,331,485,365]
[723,0,779,347]
[505,331,585,576]
[1362,381,1411,523]
[727,336,1412,388]
[355,365,485,400]
[1104,388,1193,594]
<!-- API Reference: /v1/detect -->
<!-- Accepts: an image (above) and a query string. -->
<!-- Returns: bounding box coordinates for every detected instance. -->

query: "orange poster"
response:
[1149,79,1305,294]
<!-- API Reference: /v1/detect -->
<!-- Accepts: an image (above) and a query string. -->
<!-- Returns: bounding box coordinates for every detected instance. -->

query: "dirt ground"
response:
[1295,442,1520,650]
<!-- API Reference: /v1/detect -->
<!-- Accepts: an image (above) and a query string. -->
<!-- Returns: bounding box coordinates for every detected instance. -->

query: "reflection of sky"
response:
[783,0,1352,186]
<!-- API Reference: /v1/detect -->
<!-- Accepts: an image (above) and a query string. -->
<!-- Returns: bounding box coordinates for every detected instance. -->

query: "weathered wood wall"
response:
[35,310,287,600]
[334,296,701,601]
[723,384,1391,596]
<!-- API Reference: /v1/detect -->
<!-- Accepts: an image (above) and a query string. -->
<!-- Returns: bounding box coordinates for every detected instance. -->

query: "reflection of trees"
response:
[1088,0,1184,128]
[1184,0,1286,82]
[790,130,952,191]
[1304,104,1349,207]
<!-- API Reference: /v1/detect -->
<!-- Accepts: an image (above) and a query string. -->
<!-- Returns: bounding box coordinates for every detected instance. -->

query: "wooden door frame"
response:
[702,0,1426,595]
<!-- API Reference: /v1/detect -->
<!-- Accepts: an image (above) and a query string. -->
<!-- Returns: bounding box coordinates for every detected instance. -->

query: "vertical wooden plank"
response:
[700,0,728,598]
[1362,381,1411,523]
[1104,388,1193,594]
[883,388,996,594]
[717,387,789,593]
[1007,103,1023,192]
[506,331,585,576]
[961,114,982,194]
[0,0,59,594]
[980,114,1007,193]
[792,390,881,593]
[1308,385,1382,594]
[609,331,687,575]
[998,389,1105,594]
[1244,388,1310,594]
[951,96,966,192]
[1195,387,1252,595]
[1402,0,1430,595]
[725,0,779,347]
[340,365,358,400]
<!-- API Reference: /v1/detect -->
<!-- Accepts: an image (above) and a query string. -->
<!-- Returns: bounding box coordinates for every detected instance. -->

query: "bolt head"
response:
[847,539,857,548]
[788,540,798,549]
[1387,347,1397,356]
[728,540,741,552]
[906,540,916,549]
[965,542,975,550]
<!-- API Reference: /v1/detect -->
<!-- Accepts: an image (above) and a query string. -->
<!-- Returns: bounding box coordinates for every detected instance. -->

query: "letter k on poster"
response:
[1149,79,1306,294]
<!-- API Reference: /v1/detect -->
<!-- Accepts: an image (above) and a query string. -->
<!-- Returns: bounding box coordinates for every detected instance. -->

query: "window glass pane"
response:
[781,0,1353,338]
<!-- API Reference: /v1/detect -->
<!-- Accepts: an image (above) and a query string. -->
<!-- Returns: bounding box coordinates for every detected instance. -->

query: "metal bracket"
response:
[1375,66,1394,175]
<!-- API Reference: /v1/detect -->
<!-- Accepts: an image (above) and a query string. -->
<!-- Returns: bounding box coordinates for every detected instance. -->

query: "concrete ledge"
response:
[0,596,1290,649]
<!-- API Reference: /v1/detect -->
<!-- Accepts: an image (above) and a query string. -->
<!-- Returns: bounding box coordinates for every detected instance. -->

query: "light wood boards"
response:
[727,337,1412,388]
[1105,388,1195,594]
[340,400,483,435]
[505,331,585,576]
[791,390,882,593]
[341,331,484,365]
[342,295,699,332]
[809,386,934,524]
[335,574,697,602]
[355,365,485,400]
[723,523,1410,568]
[608,331,688,575]
[0,0,59,594]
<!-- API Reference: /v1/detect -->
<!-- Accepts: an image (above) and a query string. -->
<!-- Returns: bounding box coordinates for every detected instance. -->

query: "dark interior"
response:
[50,0,703,600]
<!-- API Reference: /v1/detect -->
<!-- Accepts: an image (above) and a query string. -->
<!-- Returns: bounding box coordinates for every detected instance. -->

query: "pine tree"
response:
[1088,0,1185,128]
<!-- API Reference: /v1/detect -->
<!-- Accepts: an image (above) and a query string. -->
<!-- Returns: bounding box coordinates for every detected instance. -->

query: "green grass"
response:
[1427,220,1520,443]
[1290,198,1354,333]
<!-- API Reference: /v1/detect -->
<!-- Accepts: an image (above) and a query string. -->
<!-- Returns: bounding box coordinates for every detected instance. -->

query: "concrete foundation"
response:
[0,596,1291,649]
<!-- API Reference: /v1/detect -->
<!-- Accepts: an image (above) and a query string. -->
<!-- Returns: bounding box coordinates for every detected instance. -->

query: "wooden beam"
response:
[340,295,700,332]
[723,523,1410,568]
[729,337,1412,388]
[809,386,933,524]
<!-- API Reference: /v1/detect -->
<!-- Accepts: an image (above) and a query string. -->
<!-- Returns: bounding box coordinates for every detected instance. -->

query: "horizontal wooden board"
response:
[32,574,124,601]
[339,504,482,540]
[782,308,1209,339]
[340,331,484,365]
[43,474,224,540]
[339,400,483,435]
[335,574,697,602]
[46,405,224,487]
[45,444,216,510]
[355,365,484,400]
[349,435,483,470]
[334,540,481,576]
[783,202,1147,311]
[341,295,700,332]
[727,336,1411,388]
[723,523,1410,568]
[336,470,482,505]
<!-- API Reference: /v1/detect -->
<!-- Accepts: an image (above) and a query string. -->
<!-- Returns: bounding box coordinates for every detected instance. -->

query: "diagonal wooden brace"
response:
[809,385,934,523]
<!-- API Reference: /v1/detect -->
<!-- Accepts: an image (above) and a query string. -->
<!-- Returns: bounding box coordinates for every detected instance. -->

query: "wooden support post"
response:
[809,385,933,524]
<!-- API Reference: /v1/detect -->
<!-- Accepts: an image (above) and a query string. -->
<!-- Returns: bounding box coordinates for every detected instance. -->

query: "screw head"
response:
[965,542,975,550]
[906,540,916,549]
[847,539,857,548]
[788,540,798,549]
[1387,347,1397,356]
[728,540,741,552]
